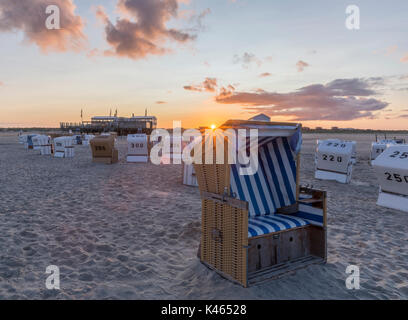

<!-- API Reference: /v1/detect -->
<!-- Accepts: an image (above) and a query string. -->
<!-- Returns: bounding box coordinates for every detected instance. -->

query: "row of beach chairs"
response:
[314,138,405,185]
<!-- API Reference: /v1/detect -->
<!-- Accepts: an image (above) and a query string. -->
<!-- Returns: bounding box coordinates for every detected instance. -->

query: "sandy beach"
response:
[0,132,407,300]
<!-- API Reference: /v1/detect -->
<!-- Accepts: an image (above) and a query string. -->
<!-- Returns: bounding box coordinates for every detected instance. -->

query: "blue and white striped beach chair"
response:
[194,119,327,287]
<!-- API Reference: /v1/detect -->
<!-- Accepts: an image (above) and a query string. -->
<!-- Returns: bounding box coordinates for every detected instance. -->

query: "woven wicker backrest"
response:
[90,136,115,158]
[200,196,248,286]
[194,133,230,195]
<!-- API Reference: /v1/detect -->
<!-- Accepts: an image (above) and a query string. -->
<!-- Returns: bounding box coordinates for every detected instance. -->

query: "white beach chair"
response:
[31,135,42,151]
[22,134,37,150]
[372,145,408,212]
[315,139,355,183]
[54,136,74,158]
[18,134,27,144]
[371,141,389,162]
[316,139,356,164]
[82,134,95,146]
[32,135,52,155]
[182,136,201,186]
[127,134,149,162]
[72,135,83,145]
[370,139,405,162]
[183,163,198,186]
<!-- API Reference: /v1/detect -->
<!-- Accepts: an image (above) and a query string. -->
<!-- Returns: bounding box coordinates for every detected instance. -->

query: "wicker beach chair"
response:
[194,119,327,287]
[90,135,118,164]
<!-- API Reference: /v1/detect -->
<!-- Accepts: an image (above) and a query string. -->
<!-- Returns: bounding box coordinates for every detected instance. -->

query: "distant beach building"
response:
[331,126,339,130]
[60,114,157,135]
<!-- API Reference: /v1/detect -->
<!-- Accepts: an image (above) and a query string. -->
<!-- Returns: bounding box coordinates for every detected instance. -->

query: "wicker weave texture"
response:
[194,133,248,286]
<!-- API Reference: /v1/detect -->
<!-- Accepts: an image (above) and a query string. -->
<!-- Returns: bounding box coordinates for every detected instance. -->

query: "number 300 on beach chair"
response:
[194,119,327,287]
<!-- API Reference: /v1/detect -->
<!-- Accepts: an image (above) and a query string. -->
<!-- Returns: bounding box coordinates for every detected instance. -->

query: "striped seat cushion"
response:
[248,214,310,238]
[294,195,325,226]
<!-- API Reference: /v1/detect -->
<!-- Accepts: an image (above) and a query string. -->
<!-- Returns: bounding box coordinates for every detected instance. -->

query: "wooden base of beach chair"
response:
[93,155,118,164]
[198,225,326,287]
[247,225,326,284]
[197,187,327,287]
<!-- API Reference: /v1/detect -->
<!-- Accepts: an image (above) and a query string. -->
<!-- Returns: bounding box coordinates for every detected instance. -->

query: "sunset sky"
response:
[1,0,408,129]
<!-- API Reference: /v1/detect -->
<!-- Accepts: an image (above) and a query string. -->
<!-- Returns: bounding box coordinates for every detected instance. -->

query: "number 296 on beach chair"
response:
[194,120,327,287]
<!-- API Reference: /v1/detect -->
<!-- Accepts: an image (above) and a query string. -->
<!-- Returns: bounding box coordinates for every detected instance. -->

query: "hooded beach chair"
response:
[18,133,26,144]
[23,134,37,150]
[371,139,405,163]
[372,144,408,212]
[82,134,95,146]
[32,135,52,155]
[317,139,356,164]
[31,135,42,151]
[183,163,198,186]
[90,135,119,164]
[54,136,74,158]
[73,135,83,145]
[193,119,327,287]
[315,139,356,184]
[127,134,149,162]
[183,136,201,187]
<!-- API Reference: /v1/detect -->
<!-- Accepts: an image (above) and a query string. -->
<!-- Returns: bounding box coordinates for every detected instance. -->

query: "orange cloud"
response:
[184,77,218,92]
[296,60,309,72]
[0,0,86,53]
[259,72,272,77]
[215,78,388,121]
[401,54,408,63]
[97,0,197,60]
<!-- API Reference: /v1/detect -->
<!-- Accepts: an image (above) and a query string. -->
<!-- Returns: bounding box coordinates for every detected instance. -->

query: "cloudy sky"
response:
[1,0,408,129]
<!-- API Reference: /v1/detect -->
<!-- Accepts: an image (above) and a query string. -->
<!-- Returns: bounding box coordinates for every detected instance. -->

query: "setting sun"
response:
[210,124,217,130]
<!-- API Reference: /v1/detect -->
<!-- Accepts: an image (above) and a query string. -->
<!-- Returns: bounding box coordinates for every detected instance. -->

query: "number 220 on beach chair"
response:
[194,120,327,287]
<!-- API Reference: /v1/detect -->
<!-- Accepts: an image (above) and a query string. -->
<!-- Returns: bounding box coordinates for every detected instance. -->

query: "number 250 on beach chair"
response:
[194,119,327,287]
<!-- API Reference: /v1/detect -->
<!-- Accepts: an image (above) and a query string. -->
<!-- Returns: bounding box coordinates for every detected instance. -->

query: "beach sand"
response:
[0,132,407,299]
